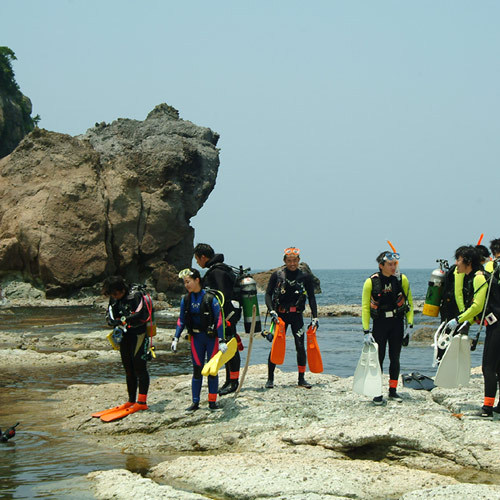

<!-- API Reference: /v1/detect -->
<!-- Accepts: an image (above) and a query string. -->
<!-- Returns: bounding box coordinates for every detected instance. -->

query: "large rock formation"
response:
[0,104,219,296]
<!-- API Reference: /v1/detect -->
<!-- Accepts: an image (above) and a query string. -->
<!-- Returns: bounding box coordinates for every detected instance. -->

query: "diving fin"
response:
[106,331,120,350]
[402,372,435,391]
[432,321,447,367]
[92,402,134,418]
[201,352,221,377]
[270,318,286,365]
[457,335,471,386]
[352,343,382,397]
[434,335,470,389]
[100,402,148,422]
[306,325,323,373]
[201,338,238,377]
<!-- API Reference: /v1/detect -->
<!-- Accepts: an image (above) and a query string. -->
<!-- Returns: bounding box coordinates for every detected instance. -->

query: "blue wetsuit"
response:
[174,290,224,404]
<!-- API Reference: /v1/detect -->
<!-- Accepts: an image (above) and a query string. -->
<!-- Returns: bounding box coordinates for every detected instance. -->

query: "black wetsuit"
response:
[482,267,500,404]
[107,289,150,403]
[265,267,318,380]
[366,273,409,386]
[203,254,242,384]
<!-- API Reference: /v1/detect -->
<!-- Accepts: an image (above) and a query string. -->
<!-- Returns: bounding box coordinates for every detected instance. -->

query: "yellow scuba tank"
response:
[240,276,262,333]
[423,259,448,317]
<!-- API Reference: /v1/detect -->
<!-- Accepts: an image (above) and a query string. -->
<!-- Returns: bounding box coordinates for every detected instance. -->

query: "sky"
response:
[3,1,499,270]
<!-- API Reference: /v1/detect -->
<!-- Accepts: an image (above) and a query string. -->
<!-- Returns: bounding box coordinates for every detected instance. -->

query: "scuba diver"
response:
[438,243,489,339]
[361,251,414,405]
[479,238,500,417]
[102,276,151,414]
[476,244,491,266]
[264,247,318,389]
[194,243,242,396]
[484,238,500,273]
[445,246,488,334]
[171,268,226,411]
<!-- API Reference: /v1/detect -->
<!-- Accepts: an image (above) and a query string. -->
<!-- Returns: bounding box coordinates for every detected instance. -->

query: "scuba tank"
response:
[423,259,448,317]
[240,275,262,333]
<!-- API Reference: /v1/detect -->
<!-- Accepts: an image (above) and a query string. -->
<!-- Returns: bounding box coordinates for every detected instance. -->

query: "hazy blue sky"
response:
[3,1,499,270]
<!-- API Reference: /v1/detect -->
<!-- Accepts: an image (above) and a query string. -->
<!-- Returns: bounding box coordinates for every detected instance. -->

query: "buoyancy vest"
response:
[271,268,308,312]
[183,290,218,336]
[369,272,408,319]
[463,268,490,323]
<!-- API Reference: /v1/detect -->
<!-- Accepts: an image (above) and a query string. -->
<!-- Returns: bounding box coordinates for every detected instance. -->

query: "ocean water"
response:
[309,268,431,305]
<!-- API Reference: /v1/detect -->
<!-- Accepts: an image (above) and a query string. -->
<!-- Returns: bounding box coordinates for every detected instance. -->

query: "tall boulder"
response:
[0,104,219,296]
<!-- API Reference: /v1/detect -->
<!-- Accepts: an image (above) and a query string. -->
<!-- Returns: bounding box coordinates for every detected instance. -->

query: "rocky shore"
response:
[54,364,500,499]
[1,325,498,499]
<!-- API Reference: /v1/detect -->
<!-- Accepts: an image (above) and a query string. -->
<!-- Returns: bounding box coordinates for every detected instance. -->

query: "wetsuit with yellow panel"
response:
[362,272,413,392]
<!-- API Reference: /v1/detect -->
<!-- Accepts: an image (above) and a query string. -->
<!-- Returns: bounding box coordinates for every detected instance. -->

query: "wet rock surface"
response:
[47,363,500,499]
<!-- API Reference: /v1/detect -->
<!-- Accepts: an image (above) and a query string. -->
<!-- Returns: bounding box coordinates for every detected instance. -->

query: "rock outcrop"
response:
[0,47,36,158]
[53,365,500,499]
[0,104,219,296]
[0,92,34,158]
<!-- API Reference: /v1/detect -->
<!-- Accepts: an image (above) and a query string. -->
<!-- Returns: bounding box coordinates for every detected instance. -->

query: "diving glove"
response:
[171,337,178,352]
[363,332,375,345]
[219,341,228,354]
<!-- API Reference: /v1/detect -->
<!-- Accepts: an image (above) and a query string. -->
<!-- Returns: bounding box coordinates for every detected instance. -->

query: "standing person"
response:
[194,243,242,396]
[484,238,500,273]
[264,247,319,389]
[442,246,489,416]
[102,276,151,413]
[445,246,488,333]
[361,251,414,405]
[476,244,491,266]
[480,239,500,417]
[171,268,226,411]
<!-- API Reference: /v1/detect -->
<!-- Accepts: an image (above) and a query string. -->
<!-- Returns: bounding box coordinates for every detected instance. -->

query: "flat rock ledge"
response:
[50,366,500,499]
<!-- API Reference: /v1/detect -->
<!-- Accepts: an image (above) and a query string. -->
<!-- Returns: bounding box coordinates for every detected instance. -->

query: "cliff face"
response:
[0,104,219,296]
[0,46,36,158]
[0,91,34,158]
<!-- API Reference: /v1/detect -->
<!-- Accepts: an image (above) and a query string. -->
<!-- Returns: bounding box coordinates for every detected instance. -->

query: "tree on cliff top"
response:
[0,47,20,95]
[0,46,40,127]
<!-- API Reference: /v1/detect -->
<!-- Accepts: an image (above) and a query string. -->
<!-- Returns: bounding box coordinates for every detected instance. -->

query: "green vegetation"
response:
[0,46,20,95]
[0,46,40,129]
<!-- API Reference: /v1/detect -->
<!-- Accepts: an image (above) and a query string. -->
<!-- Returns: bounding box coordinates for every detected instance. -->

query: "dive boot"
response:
[219,380,238,396]
[298,375,312,389]
[186,402,200,412]
[209,401,221,411]
[388,388,403,403]
[479,405,493,418]
[265,379,274,389]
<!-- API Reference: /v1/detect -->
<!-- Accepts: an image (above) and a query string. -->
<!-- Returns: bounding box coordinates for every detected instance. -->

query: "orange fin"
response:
[91,402,133,418]
[100,402,148,422]
[270,318,286,365]
[306,326,323,373]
